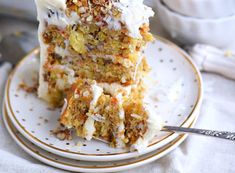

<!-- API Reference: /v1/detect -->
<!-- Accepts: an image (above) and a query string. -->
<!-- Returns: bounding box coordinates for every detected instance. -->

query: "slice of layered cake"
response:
[35,0,162,151]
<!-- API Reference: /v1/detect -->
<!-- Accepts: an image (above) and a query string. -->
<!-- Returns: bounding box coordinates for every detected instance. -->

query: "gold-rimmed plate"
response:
[4,36,202,161]
[2,103,197,172]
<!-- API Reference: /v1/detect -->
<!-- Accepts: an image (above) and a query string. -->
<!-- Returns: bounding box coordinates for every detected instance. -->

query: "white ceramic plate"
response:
[4,36,202,161]
[155,0,235,47]
[2,104,197,173]
[162,0,235,19]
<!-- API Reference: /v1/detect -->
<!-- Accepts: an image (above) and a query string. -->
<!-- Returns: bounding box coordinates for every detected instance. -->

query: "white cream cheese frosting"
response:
[131,103,163,152]
[98,82,132,96]
[114,93,126,147]
[83,82,103,140]
[112,0,154,38]
[83,117,96,140]
[89,83,103,111]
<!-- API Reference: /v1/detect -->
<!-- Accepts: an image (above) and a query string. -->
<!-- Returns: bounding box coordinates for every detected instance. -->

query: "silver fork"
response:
[162,126,235,141]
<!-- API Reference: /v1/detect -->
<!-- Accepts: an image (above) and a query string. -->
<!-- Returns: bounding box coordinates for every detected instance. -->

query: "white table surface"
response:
[0,12,235,173]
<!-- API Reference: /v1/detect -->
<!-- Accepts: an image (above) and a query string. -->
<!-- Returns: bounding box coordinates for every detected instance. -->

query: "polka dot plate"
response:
[4,36,202,161]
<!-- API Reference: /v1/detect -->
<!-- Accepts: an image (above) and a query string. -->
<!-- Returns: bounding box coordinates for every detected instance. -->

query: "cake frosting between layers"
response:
[35,0,162,151]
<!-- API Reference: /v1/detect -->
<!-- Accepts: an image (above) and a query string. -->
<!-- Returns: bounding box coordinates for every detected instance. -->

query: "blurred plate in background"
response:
[0,0,36,21]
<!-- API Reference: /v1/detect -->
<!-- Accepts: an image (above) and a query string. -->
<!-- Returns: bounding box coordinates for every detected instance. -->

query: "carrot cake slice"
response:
[35,0,162,151]
[60,79,162,150]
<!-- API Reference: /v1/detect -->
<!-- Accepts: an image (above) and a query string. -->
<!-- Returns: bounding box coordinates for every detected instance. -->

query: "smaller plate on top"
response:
[3,104,197,173]
[4,36,202,161]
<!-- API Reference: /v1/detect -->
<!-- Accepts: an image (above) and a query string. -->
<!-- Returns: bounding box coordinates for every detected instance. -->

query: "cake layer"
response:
[42,23,153,64]
[42,51,149,106]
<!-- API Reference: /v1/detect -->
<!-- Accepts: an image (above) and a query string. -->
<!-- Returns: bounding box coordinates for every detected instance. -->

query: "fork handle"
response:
[162,126,235,141]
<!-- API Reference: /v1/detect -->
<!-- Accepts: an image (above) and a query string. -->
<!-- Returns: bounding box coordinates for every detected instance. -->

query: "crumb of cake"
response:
[18,82,38,94]
[47,107,56,111]
[53,127,73,141]
[76,141,83,147]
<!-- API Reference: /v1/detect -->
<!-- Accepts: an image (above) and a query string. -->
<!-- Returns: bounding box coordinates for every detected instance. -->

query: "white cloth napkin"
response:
[187,44,235,80]
[1,60,235,173]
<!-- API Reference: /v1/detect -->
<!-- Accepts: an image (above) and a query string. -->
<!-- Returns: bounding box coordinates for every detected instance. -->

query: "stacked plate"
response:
[2,36,202,172]
[154,0,235,47]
